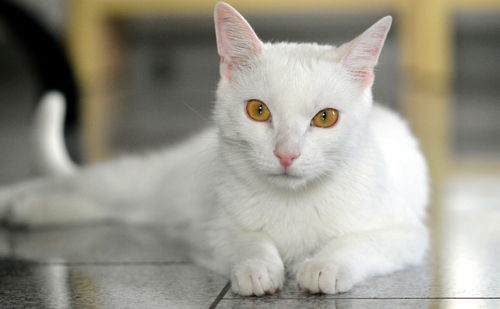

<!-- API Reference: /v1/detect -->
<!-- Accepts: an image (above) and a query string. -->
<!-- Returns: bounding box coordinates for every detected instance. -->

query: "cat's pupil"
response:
[258,104,263,114]
[321,111,327,121]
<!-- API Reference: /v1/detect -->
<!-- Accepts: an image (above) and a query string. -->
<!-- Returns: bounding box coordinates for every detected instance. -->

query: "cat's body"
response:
[0,3,428,296]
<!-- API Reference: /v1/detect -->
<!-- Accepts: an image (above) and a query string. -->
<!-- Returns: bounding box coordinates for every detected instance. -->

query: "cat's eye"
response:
[312,108,339,128]
[246,99,271,122]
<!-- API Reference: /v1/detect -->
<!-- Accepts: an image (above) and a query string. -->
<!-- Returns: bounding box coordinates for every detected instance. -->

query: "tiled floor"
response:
[0,176,499,308]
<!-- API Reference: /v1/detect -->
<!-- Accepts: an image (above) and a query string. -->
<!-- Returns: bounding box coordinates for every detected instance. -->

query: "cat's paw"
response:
[230,258,284,296]
[296,258,355,294]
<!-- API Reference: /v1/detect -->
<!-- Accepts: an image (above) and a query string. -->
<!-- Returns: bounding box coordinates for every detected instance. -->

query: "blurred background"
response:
[0,0,498,183]
[0,1,499,307]
[0,0,499,186]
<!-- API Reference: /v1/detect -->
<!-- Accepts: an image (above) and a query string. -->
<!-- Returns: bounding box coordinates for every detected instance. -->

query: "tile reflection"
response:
[436,176,500,300]
[41,263,71,309]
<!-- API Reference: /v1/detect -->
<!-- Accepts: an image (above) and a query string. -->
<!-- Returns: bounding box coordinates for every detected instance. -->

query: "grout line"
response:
[208,282,231,309]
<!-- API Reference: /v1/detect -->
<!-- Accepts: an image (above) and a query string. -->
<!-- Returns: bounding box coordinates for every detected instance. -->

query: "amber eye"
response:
[312,108,339,128]
[246,99,271,122]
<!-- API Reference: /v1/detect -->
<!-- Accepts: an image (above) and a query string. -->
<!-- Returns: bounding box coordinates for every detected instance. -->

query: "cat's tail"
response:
[33,91,77,176]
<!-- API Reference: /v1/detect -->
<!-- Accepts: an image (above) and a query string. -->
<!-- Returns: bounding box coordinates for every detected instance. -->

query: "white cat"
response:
[0,2,428,296]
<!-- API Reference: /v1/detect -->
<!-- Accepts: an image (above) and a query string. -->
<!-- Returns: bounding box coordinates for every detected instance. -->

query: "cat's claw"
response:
[230,259,284,296]
[296,258,355,294]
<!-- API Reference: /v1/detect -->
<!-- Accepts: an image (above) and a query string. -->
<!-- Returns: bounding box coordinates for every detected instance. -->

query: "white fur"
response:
[0,2,428,296]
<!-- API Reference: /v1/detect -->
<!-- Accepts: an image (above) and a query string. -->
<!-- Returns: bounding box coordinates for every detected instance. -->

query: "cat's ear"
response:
[340,16,392,87]
[214,2,263,79]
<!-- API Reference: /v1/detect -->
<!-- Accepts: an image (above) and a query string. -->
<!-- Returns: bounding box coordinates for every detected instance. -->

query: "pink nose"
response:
[274,152,300,168]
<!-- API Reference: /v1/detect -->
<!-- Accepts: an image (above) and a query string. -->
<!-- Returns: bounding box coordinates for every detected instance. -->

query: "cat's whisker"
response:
[179,101,209,123]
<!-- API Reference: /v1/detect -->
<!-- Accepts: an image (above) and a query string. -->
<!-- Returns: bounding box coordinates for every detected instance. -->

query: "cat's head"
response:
[213,2,391,190]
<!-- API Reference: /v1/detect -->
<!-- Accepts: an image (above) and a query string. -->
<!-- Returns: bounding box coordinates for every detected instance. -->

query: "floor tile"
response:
[0,261,226,309]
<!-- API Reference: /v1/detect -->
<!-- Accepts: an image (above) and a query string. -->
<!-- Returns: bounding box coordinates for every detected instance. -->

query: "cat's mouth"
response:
[265,170,310,189]
[267,171,302,179]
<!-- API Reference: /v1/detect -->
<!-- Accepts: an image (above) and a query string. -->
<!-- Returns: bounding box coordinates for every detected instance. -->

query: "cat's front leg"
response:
[215,228,285,296]
[295,225,428,294]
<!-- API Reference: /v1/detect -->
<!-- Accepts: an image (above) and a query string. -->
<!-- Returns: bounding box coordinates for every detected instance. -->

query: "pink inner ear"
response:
[341,16,392,87]
[358,70,374,87]
[214,2,262,79]
[346,42,381,86]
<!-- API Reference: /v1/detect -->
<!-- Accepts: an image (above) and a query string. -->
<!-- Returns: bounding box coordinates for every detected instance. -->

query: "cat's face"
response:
[213,3,391,190]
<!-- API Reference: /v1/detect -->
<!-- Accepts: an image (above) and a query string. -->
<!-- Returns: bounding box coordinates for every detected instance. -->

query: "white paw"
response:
[230,259,284,296]
[296,258,355,294]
